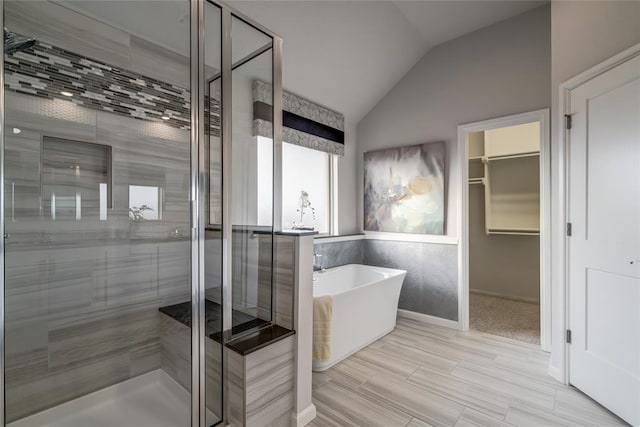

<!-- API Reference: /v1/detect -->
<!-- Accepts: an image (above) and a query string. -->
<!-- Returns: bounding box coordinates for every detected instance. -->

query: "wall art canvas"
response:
[364,142,445,234]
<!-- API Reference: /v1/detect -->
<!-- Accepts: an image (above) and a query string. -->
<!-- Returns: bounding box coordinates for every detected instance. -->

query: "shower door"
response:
[1,0,281,425]
[201,4,280,424]
[0,0,221,425]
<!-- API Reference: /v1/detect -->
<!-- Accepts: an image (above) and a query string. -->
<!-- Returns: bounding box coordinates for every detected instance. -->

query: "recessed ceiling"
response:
[59,0,547,124]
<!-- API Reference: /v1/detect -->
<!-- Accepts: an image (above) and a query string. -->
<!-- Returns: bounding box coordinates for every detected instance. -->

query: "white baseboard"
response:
[548,364,566,384]
[291,403,317,426]
[397,309,462,330]
[470,288,540,304]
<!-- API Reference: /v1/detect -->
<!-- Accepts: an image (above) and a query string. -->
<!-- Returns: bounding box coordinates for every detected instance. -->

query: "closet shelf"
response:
[468,123,541,236]
[485,153,540,233]
[486,152,540,161]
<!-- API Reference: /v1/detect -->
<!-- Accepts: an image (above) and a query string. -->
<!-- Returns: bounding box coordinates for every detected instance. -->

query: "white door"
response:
[568,54,640,426]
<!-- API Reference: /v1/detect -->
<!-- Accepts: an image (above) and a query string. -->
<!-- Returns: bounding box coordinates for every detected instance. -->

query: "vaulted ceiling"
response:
[233,1,545,123]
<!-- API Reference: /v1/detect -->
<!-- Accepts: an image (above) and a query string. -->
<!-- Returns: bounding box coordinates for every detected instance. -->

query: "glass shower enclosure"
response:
[0,0,282,426]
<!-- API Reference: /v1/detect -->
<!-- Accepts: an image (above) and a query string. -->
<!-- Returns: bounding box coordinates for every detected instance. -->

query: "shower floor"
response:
[8,369,220,427]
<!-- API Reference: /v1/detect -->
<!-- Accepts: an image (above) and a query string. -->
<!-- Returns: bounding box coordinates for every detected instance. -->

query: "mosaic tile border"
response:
[4,35,220,133]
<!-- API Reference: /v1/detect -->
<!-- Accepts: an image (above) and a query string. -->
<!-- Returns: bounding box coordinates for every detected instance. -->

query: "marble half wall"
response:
[313,238,458,321]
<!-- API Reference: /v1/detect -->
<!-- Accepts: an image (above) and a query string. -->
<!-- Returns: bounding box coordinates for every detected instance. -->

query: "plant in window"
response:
[292,190,316,230]
[129,204,154,221]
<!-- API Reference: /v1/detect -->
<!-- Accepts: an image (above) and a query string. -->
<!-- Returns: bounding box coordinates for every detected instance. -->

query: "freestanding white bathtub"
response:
[312,264,406,371]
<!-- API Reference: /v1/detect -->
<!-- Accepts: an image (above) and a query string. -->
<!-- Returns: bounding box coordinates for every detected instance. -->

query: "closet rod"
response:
[487,230,540,236]
[486,152,540,161]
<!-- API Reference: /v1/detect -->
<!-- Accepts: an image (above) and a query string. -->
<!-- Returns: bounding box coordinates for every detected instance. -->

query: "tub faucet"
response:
[313,253,325,272]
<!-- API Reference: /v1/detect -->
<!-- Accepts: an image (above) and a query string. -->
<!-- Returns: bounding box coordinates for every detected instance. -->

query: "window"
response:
[256,137,336,234]
[129,185,162,221]
[282,142,333,234]
[256,137,273,226]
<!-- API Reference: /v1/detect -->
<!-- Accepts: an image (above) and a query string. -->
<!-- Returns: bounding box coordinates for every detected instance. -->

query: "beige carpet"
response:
[470,293,540,345]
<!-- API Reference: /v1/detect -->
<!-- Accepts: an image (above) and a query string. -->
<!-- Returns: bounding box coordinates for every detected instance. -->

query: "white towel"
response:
[313,296,333,362]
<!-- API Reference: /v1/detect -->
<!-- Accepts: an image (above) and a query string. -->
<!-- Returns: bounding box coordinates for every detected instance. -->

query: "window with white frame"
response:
[283,142,332,233]
[256,136,335,234]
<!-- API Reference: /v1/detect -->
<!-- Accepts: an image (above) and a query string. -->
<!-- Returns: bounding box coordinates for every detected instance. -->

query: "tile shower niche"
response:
[42,137,112,222]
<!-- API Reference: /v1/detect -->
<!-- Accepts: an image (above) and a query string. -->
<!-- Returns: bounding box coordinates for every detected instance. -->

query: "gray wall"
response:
[354,6,551,320]
[549,0,640,372]
[313,239,365,269]
[469,186,540,302]
[338,121,359,234]
[357,5,551,237]
[365,240,458,320]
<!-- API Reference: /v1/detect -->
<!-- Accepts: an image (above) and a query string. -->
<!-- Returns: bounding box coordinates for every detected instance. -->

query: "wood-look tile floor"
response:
[310,318,628,427]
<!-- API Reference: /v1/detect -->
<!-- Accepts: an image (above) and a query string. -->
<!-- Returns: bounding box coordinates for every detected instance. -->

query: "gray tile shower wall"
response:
[160,315,223,418]
[312,239,365,269]
[3,91,193,421]
[313,238,458,321]
[1,3,205,420]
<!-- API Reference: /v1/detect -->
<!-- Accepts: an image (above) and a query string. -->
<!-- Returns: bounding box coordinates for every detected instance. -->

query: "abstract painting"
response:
[364,142,445,234]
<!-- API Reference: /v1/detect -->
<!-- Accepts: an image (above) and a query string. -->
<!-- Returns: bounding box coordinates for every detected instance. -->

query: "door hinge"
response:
[566,222,572,236]
[565,114,572,130]
[566,329,572,344]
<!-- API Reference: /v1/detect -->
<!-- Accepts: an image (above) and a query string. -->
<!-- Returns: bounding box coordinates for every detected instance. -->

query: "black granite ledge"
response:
[209,318,268,343]
[158,299,269,343]
[225,324,295,356]
[276,230,319,236]
[159,300,294,355]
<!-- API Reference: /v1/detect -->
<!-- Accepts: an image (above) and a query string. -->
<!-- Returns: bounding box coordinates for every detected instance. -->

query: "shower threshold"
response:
[8,369,220,427]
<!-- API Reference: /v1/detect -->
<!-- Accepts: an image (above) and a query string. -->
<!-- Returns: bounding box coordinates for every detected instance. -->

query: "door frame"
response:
[457,109,551,352]
[554,42,640,384]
